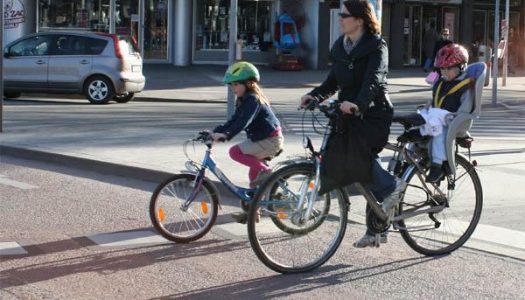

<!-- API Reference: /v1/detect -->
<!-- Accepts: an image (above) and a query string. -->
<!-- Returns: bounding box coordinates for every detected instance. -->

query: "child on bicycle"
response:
[420,43,474,182]
[211,61,284,222]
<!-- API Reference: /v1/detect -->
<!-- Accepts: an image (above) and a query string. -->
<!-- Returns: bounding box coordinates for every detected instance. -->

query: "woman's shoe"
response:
[230,210,260,224]
[353,233,388,248]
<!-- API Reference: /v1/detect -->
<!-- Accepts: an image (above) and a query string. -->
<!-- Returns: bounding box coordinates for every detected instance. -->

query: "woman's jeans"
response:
[364,158,397,236]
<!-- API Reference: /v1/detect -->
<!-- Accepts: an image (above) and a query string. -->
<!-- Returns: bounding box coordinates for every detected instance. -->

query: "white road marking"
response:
[87,230,168,247]
[0,242,28,255]
[0,174,38,190]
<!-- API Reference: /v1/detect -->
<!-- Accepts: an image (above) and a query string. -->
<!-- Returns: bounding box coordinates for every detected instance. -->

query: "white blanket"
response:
[418,107,450,136]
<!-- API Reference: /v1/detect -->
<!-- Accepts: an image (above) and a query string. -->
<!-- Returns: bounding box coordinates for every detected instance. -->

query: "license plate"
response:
[132,65,141,72]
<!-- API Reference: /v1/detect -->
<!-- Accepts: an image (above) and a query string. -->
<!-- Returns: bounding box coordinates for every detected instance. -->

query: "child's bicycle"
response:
[149,130,282,243]
[246,100,483,274]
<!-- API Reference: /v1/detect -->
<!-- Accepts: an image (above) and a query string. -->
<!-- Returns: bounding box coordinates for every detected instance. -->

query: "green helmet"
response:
[223,61,260,84]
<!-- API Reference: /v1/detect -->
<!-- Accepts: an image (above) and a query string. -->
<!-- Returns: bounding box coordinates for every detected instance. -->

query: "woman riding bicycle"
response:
[212,61,284,223]
[300,0,405,247]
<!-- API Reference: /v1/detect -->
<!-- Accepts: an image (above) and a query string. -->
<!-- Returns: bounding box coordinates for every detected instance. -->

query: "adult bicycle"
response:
[247,100,482,274]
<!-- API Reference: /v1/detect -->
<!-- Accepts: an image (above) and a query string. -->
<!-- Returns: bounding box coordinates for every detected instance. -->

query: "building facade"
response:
[3,0,525,69]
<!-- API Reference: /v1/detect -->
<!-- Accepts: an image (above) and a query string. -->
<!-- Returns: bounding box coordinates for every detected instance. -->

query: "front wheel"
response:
[150,174,219,243]
[398,154,483,256]
[247,162,348,274]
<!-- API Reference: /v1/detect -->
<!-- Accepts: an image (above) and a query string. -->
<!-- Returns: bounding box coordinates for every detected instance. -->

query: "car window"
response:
[53,36,108,55]
[118,36,139,55]
[86,38,108,55]
[9,36,52,57]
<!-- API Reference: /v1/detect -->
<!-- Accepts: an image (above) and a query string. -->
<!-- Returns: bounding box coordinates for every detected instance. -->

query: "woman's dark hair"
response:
[343,0,381,35]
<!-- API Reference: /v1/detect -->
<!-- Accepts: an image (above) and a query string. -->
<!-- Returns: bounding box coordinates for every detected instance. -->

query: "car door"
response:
[47,35,93,92]
[4,35,52,90]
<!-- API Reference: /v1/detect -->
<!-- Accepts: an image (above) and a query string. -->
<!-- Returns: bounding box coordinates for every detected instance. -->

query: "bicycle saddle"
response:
[263,148,283,162]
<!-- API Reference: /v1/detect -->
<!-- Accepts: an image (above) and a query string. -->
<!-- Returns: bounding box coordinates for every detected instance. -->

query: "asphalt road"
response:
[1,156,524,299]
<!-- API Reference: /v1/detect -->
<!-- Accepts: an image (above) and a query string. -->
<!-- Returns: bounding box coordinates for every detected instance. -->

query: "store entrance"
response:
[403,5,439,66]
[115,0,170,61]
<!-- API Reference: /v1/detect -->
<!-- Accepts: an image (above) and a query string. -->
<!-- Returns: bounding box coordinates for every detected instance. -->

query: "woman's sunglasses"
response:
[338,12,353,19]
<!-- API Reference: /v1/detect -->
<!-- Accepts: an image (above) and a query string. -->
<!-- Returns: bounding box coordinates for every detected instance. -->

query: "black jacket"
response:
[309,32,393,150]
[310,33,393,193]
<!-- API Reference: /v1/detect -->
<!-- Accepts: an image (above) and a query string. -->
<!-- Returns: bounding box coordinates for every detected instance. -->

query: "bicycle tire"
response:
[398,154,483,256]
[266,162,331,234]
[247,163,348,274]
[150,174,219,243]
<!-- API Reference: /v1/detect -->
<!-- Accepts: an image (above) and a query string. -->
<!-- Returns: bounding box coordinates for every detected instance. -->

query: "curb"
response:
[0,145,235,198]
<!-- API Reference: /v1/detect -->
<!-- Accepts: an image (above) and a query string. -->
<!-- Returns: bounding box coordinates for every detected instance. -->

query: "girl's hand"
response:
[340,101,359,115]
[211,133,227,142]
[300,94,316,108]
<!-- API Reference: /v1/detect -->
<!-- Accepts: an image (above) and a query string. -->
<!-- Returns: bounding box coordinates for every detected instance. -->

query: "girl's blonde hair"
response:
[240,80,270,106]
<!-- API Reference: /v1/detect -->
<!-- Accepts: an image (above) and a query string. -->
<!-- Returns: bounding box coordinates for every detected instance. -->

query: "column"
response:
[460,0,473,46]
[390,0,405,69]
[174,0,193,66]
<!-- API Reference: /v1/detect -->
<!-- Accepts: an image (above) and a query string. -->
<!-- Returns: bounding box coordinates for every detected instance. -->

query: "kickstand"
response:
[374,233,381,248]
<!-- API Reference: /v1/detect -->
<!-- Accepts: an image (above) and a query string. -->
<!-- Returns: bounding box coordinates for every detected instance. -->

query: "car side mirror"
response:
[3,50,10,58]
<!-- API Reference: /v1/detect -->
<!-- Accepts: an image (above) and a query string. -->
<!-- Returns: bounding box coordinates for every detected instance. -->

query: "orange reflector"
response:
[309,182,315,190]
[277,209,288,220]
[158,208,165,222]
[201,201,209,215]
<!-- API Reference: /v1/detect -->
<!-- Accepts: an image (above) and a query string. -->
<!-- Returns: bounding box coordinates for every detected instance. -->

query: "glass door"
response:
[403,5,422,65]
[115,0,141,51]
[143,0,169,60]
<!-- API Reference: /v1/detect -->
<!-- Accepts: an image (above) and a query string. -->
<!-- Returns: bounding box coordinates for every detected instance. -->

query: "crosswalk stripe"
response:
[0,175,38,190]
[86,230,168,247]
[0,242,28,255]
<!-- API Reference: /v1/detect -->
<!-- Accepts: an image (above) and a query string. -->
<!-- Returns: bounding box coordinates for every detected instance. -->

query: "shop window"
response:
[196,0,274,52]
[38,0,110,32]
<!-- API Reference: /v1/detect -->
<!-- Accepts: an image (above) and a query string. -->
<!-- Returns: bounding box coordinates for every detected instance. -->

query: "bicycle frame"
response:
[182,144,255,211]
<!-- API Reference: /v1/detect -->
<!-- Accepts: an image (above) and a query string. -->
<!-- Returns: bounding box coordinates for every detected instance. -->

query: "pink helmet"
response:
[434,44,469,68]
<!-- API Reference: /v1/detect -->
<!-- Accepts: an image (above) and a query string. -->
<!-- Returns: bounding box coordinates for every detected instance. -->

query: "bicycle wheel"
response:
[398,154,483,256]
[150,174,219,243]
[247,163,348,274]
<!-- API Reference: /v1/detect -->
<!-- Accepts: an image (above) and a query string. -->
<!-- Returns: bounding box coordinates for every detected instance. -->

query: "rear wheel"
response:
[84,76,114,104]
[150,174,218,243]
[398,155,483,256]
[248,163,348,274]
[113,92,135,103]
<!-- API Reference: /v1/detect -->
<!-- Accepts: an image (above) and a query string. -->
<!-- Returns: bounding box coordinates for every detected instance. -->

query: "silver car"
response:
[3,31,145,104]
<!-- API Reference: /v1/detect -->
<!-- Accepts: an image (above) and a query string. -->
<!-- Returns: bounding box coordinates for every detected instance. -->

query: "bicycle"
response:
[149,131,280,243]
[246,100,483,274]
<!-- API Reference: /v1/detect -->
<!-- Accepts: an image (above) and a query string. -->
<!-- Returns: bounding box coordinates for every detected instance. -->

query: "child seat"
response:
[444,62,486,175]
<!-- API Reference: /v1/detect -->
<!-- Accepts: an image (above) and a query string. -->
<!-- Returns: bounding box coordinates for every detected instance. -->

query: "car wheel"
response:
[4,92,21,99]
[84,76,114,104]
[113,92,135,103]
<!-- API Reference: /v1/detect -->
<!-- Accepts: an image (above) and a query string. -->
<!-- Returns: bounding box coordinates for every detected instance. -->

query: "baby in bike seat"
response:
[211,62,284,221]
[417,44,476,183]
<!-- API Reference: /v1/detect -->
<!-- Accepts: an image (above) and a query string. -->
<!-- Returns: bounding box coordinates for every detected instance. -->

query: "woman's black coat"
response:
[309,32,394,193]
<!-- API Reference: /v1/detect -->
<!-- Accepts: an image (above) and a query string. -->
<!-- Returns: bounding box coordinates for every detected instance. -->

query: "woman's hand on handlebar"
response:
[300,94,316,109]
[211,132,227,142]
[340,101,359,115]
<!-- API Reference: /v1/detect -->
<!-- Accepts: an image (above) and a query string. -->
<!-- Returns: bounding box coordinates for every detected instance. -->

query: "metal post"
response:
[492,0,500,105]
[1,0,4,132]
[502,0,509,86]
[109,0,116,34]
[227,0,238,118]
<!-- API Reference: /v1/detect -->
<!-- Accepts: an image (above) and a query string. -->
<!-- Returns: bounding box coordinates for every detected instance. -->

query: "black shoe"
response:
[426,163,444,183]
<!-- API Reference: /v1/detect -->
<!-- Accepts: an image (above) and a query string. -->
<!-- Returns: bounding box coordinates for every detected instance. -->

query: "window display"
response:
[196,0,274,52]
[38,0,110,32]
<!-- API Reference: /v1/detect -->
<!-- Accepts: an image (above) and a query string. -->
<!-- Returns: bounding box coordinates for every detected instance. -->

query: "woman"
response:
[300,0,406,248]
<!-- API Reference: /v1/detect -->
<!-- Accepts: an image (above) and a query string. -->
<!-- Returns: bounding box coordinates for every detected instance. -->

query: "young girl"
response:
[420,43,474,183]
[211,61,284,222]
